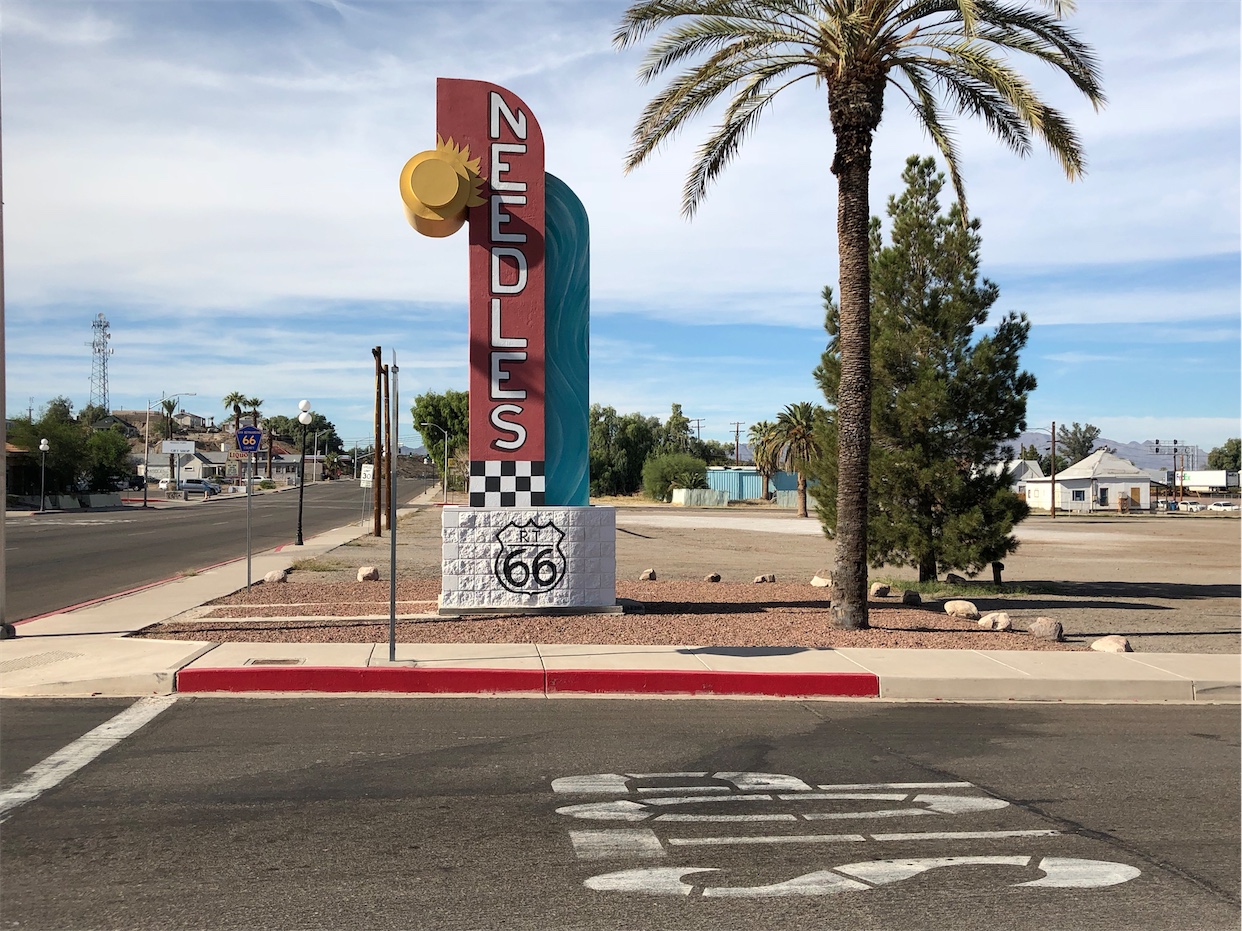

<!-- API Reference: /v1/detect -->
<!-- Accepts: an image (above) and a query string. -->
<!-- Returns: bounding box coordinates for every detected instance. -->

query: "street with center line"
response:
[0,698,1237,930]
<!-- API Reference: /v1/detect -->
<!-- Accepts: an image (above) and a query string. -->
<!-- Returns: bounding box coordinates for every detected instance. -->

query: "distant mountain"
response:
[1007,432,1207,473]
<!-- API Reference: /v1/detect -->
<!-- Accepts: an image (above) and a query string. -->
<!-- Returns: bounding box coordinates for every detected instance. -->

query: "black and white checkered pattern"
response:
[468,460,545,508]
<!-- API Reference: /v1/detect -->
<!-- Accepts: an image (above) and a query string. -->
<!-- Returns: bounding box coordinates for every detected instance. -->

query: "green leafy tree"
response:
[8,399,89,495]
[1039,448,1070,476]
[266,413,343,455]
[614,0,1103,630]
[748,420,779,499]
[85,428,133,491]
[78,403,108,427]
[1020,444,1041,462]
[411,389,470,490]
[814,156,1035,583]
[1057,422,1102,464]
[770,402,825,518]
[655,403,693,455]
[1207,438,1241,471]
[692,438,734,466]
[642,452,708,502]
[588,404,661,497]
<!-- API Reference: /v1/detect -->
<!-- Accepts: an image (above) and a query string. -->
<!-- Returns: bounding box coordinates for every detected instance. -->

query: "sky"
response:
[4,0,1239,456]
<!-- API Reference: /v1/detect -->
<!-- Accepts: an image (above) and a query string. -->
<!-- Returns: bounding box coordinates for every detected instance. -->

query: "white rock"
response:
[357,566,380,582]
[1091,635,1132,653]
[1028,617,1063,641]
[263,569,288,584]
[754,575,768,584]
[944,599,980,620]
[704,573,721,583]
[810,574,833,588]
[869,582,891,598]
[639,568,657,581]
[979,612,1012,631]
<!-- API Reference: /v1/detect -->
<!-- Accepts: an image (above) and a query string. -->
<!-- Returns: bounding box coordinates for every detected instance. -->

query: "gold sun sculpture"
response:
[399,136,486,238]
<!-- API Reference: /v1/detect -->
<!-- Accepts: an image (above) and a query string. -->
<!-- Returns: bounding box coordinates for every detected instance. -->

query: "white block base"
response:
[440,506,618,615]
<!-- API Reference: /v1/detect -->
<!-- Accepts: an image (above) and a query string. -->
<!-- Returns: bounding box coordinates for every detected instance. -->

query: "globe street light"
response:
[295,400,312,545]
[38,439,50,512]
[420,422,449,504]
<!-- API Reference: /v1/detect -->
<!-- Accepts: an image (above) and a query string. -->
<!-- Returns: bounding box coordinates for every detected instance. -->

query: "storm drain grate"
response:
[245,658,305,666]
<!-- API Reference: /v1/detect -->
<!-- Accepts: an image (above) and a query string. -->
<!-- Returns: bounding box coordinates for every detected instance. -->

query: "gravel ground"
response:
[138,580,1076,650]
[134,497,1240,653]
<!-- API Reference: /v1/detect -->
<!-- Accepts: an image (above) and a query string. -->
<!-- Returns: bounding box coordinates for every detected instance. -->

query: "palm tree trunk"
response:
[828,80,883,631]
[796,472,808,518]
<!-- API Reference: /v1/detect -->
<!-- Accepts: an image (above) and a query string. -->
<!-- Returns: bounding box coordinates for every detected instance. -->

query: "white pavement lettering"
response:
[0,696,177,822]
[553,772,1143,897]
[583,856,1141,896]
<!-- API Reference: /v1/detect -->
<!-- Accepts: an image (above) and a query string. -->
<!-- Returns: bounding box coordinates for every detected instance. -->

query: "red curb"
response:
[175,666,879,697]
[176,665,546,694]
[546,669,879,698]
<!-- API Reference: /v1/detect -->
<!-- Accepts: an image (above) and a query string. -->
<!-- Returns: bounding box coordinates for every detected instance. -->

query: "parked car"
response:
[1181,501,1204,512]
[1207,500,1240,512]
[159,478,220,496]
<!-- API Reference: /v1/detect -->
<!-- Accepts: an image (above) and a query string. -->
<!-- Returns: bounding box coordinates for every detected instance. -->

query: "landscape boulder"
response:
[945,573,967,585]
[1090,635,1132,653]
[869,582,891,598]
[639,568,657,581]
[900,590,922,606]
[1028,617,1064,641]
[944,600,980,620]
[753,574,776,584]
[357,566,380,582]
[978,612,1013,631]
[704,573,721,583]
[263,569,288,584]
[810,571,833,588]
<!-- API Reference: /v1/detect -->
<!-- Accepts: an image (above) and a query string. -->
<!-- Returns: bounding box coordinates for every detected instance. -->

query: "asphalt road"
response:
[4,477,432,621]
[1,699,1237,931]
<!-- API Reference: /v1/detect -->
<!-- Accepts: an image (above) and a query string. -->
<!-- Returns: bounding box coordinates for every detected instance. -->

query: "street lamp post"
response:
[38,439,49,512]
[295,400,312,545]
[420,422,449,504]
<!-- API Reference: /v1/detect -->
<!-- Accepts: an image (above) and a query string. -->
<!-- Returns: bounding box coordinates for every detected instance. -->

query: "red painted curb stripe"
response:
[547,669,879,698]
[176,666,545,694]
[175,666,879,697]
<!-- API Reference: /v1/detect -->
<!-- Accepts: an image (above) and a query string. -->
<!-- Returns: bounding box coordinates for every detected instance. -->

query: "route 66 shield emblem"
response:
[493,519,567,594]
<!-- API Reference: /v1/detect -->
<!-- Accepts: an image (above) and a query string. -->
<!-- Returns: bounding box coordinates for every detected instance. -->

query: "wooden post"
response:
[372,346,383,537]
[382,363,392,530]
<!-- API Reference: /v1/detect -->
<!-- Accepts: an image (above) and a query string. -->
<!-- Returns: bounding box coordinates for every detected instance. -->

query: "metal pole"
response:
[295,421,307,545]
[1050,421,1057,520]
[142,404,151,508]
[39,448,46,512]
[388,351,399,662]
[245,454,253,589]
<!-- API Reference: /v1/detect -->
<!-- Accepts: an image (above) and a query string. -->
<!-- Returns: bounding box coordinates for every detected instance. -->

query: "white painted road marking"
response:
[0,696,176,822]
[568,828,1061,859]
[584,856,1141,896]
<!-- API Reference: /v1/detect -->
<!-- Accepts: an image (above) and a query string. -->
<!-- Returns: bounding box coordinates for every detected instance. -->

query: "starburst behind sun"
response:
[399,135,487,238]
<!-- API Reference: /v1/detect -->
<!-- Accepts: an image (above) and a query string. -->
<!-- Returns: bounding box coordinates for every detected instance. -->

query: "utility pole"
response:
[372,346,383,537]
[730,421,744,465]
[1050,420,1057,520]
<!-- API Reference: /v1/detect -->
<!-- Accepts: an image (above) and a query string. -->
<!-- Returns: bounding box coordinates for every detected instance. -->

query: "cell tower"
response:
[87,313,114,411]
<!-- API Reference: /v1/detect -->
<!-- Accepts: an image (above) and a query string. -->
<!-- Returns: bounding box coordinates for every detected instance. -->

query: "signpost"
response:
[235,426,263,589]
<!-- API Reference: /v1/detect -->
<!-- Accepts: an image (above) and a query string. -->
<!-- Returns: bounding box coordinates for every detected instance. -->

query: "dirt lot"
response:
[140,497,1241,654]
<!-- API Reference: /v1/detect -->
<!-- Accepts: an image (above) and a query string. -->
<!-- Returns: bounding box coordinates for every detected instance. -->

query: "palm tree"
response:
[614,0,1103,629]
[222,391,246,435]
[748,420,779,500]
[771,403,823,518]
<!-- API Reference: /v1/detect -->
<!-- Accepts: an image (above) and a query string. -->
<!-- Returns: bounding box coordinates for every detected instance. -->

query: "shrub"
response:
[642,453,708,502]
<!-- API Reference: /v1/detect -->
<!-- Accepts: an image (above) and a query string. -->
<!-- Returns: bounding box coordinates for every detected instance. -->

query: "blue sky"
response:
[4,0,1239,454]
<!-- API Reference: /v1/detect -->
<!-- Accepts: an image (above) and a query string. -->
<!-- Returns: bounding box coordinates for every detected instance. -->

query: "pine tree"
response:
[814,156,1036,582]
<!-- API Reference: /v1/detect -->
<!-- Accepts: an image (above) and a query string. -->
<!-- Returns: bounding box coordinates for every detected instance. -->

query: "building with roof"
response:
[1023,449,1152,513]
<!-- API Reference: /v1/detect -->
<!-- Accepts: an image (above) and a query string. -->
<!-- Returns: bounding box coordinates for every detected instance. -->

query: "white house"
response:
[1024,449,1151,513]
[988,459,1044,499]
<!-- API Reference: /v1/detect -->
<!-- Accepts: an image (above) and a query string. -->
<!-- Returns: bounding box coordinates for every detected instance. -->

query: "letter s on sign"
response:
[491,404,527,451]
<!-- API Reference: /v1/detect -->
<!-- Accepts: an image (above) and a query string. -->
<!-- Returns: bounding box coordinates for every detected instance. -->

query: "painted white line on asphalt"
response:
[0,696,177,822]
[816,782,974,790]
[570,829,666,860]
[667,829,1058,848]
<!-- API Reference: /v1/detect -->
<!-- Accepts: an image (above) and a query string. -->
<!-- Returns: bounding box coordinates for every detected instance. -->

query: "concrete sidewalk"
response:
[2,493,1238,703]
